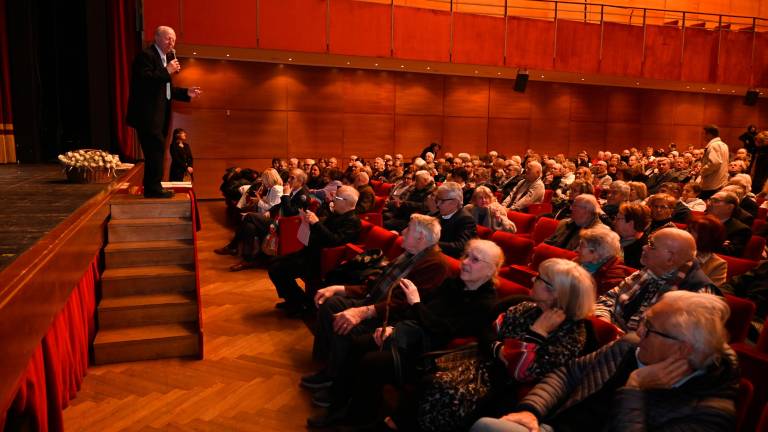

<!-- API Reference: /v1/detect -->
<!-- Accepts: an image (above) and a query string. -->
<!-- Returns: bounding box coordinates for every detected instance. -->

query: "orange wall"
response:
[170,59,768,198]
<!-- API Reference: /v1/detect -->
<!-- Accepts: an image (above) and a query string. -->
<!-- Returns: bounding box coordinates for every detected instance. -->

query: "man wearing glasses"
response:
[472,291,738,432]
[594,228,718,333]
[707,190,752,257]
[428,182,477,258]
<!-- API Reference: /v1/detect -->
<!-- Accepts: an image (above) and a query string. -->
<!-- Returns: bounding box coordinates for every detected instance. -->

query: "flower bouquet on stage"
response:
[58,149,122,184]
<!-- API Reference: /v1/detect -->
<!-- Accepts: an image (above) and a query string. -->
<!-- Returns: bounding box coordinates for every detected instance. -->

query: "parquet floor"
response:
[62,200,320,431]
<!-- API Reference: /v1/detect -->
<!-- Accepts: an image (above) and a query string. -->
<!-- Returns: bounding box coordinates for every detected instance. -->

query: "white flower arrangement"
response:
[58,149,123,181]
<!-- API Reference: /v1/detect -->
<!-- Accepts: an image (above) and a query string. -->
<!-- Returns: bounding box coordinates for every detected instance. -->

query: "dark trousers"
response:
[228,212,271,259]
[268,249,316,305]
[313,296,381,376]
[138,130,166,194]
[700,189,718,200]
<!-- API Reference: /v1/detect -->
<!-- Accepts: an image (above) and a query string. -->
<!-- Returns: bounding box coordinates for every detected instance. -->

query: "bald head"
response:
[657,228,697,264]
[154,26,176,54]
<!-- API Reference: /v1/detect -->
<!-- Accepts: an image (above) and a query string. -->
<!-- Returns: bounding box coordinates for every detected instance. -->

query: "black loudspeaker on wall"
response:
[514,70,529,93]
[744,89,759,106]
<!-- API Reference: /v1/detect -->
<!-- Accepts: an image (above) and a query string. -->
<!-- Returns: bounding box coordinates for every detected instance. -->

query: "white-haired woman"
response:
[576,227,628,296]
[309,240,504,429]
[464,186,517,233]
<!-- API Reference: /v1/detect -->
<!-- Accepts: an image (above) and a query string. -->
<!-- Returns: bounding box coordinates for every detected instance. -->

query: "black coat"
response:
[719,217,752,257]
[126,45,190,137]
[275,187,310,217]
[309,210,361,254]
[437,208,478,258]
[169,141,193,181]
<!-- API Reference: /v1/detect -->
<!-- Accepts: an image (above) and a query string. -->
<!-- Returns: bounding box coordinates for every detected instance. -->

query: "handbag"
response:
[324,248,388,285]
[416,343,492,432]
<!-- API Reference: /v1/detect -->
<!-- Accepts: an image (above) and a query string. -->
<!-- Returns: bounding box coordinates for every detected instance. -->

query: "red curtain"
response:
[0,0,16,163]
[108,0,139,160]
[2,257,99,431]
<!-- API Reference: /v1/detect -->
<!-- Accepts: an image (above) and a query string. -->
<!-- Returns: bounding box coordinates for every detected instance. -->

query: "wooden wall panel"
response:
[143,0,181,42]
[489,79,532,119]
[605,122,644,150]
[342,69,395,114]
[642,25,683,81]
[570,122,607,151]
[528,83,571,119]
[394,115,444,157]
[285,67,345,112]
[487,118,531,157]
[717,30,753,85]
[506,17,555,70]
[600,23,644,76]
[329,0,391,58]
[555,21,601,73]
[395,73,444,115]
[529,120,570,155]
[287,112,345,157]
[606,88,644,123]
[671,125,704,146]
[393,7,451,62]
[258,0,327,53]
[227,111,289,158]
[639,124,676,148]
[170,109,229,157]
[569,86,608,122]
[680,27,717,83]
[703,94,758,127]
[343,114,395,157]
[754,33,768,87]
[671,92,706,125]
[443,77,489,117]
[442,117,488,156]
[640,91,677,125]
[452,13,505,66]
[182,0,258,48]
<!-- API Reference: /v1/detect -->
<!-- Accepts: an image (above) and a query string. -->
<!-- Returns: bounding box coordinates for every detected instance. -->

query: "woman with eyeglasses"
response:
[307,239,503,430]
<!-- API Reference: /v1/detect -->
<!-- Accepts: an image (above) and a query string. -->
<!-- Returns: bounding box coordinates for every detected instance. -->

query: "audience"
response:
[383,170,435,231]
[707,190,752,256]
[544,194,605,250]
[646,193,677,233]
[613,202,651,269]
[686,213,728,287]
[502,161,545,212]
[464,186,517,233]
[575,227,628,296]
[352,171,375,214]
[429,181,478,258]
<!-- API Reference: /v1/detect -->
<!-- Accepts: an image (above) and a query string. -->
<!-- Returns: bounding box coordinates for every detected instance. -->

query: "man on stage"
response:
[127,25,201,198]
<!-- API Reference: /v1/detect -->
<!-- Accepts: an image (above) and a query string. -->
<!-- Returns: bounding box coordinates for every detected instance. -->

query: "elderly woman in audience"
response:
[472,291,739,432]
[464,186,517,233]
[613,202,651,269]
[575,227,627,295]
[657,182,692,223]
[545,194,605,250]
[308,240,504,429]
[686,214,728,287]
[680,182,707,212]
[627,181,648,204]
[646,193,677,233]
[601,180,630,223]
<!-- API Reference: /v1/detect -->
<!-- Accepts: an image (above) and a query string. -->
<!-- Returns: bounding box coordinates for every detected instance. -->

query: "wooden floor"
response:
[62,200,320,431]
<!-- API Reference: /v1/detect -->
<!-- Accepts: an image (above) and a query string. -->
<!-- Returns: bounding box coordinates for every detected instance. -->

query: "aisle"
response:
[62,200,317,431]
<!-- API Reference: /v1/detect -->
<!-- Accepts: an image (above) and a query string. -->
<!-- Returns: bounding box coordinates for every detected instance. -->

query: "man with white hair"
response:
[353,172,375,214]
[127,25,202,198]
[429,182,477,257]
[595,227,718,332]
[544,194,605,250]
[383,170,435,232]
[473,291,738,432]
[502,161,545,212]
[707,190,752,256]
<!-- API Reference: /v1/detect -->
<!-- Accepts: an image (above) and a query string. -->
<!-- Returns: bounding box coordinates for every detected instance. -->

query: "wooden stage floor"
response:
[0,164,122,271]
[62,200,319,431]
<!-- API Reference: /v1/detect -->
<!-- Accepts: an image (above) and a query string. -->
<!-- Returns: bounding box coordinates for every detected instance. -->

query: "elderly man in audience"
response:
[544,194,605,250]
[657,182,692,223]
[471,291,738,432]
[680,182,707,212]
[613,202,651,269]
[576,227,628,296]
[352,171,375,214]
[302,214,450,393]
[646,193,678,233]
[427,181,478,257]
[645,157,677,194]
[601,180,630,223]
[383,170,435,232]
[700,125,730,199]
[595,228,718,332]
[706,190,752,257]
[721,184,756,227]
[502,161,545,212]
[268,185,362,316]
[464,186,517,233]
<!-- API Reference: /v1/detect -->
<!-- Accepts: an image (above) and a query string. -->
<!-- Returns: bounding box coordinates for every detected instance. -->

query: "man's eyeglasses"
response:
[436,197,458,204]
[639,316,681,341]
[333,195,347,201]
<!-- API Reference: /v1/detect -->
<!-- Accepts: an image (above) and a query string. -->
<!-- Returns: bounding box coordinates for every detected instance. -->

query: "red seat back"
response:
[744,235,766,261]
[496,277,531,297]
[490,231,535,266]
[543,189,554,203]
[724,294,757,344]
[587,316,622,348]
[360,213,383,227]
[718,254,758,279]
[758,317,768,353]
[733,345,768,431]
[386,236,405,261]
[758,206,767,220]
[277,215,305,255]
[507,211,537,234]
[373,196,386,212]
[476,224,494,239]
[531,217,561,245]
[443,254,461,278]
[376,182,394,197]
[363,225,398,252]
[530,243,577,270]
[753,219,767,236]
[527,202,553,215]
[737,378,754,432]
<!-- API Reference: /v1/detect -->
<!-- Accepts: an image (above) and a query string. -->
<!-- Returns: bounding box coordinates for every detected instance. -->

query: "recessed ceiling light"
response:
[192,51,197,55]
[374,63,379,66]
[346,61,351,65]
[288,58,293,61]
[226,54,230,57]
[731,90,736,93]
[580,78,585,81]
[686,86,690,89]
[635,82,640,85]
[400,65,405,68]
[497,72,501,75]
[426,66,431,70]
[540,74,544,78]
[474,70,478,74]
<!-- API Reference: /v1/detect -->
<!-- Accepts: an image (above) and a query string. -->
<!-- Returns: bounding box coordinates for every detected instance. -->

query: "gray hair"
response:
[721,184,746,201]
[652,291,730,369]
[414,170,433,184]
[408,214,441,246]
[609,180,631,201]
[437,181,463,202]
[729,174,752,192]
[538,258,596,320]
[465,239,505,281]
[336,185,359,206]
[579,227,622,262]
[573,193,603,216]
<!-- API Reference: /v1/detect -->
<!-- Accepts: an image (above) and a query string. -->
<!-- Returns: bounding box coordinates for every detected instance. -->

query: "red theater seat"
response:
[490,231,535,266]
[499,243,576,288]
[724,294,756,344]
[718,255,759,279]
[527,202,553,215]
[506,211,537,234]
[476,224,493,239]
[531,217,560,245]
[744,236,766,261]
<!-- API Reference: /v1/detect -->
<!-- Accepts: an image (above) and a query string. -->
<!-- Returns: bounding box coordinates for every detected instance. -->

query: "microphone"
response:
[168,49,176,61]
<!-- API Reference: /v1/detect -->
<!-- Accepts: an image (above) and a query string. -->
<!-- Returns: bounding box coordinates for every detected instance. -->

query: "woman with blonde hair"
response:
[464,186,517,233]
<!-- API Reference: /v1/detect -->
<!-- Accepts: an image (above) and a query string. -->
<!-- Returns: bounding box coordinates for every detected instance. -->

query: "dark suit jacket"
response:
[645,170,677,194]
[276,187,310,217]
[126,45,190,137]
[355,184,376,214]
[169,141,193,181]
[719,217,752,257]
[309,210,361,254]
[437,208,478,258]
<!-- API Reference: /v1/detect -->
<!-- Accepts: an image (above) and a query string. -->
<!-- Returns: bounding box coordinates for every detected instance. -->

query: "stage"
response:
[0,164,130,271]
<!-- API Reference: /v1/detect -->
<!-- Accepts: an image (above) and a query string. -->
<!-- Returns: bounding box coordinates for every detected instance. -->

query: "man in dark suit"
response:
[269,186,362,315]
[707,190,752,257]
[428,181,477,257]
[127,25,201,198]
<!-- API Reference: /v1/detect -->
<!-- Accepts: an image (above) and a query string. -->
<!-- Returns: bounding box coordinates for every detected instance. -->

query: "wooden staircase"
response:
[94,194,202,364]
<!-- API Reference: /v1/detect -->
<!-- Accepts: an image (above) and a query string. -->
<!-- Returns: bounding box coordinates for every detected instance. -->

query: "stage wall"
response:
[169,59,768,199]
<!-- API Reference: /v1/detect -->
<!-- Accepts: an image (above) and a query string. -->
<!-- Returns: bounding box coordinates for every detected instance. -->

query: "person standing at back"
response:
[127,25,202,198]
[699,125,729,200]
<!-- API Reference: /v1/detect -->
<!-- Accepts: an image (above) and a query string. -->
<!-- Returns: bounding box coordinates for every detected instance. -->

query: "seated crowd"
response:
[215,126,768,430]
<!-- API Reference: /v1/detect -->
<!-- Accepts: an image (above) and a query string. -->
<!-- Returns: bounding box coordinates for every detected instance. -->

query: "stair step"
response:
[98,292,198,328]
[93,322,199,364]
[105,239,194,268]
[102,264,196,297]
[108,217,192,242]
[110,194,191,219]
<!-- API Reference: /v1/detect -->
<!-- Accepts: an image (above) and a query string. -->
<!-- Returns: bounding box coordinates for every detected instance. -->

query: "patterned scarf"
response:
[369,246,434,303]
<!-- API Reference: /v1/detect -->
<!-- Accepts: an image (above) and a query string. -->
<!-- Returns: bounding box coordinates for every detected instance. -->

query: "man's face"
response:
[155,29,176,54]
[525,166,540,182]
[436,193,461,216]
[401,224,425,254]
[657,160,670,173]
[628,155,638,166]
[650,200,673,221]
[636,305,690,366]
[570,200,593,227]
[707,193,734,219]
[640,232,676,274]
